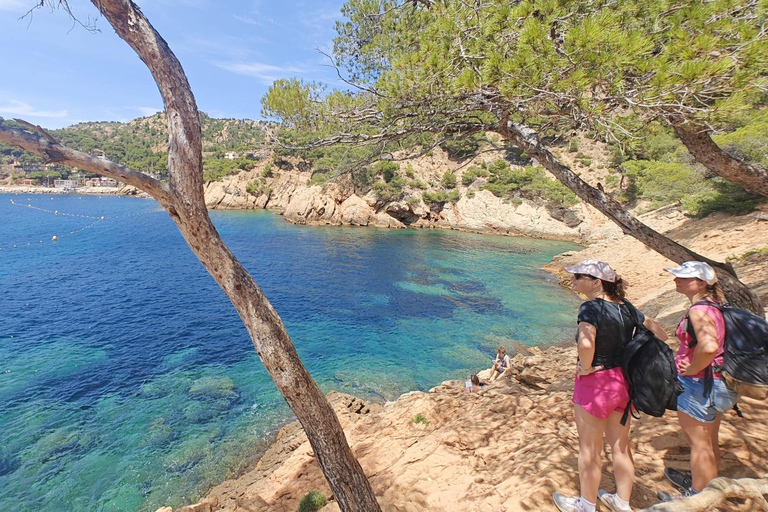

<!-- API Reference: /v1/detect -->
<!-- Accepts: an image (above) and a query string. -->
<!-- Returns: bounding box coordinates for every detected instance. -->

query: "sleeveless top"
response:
[675,303,726,379]
[576,298,642,370]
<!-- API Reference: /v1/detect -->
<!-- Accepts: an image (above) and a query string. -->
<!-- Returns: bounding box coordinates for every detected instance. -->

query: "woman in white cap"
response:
[553,260,667,512]
[659,261,738,501]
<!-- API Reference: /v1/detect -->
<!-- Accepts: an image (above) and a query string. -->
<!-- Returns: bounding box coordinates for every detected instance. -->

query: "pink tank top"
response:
[674,303,726,379]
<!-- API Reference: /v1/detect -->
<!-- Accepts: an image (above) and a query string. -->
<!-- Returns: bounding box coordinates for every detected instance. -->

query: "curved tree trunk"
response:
[638,476,768,511]
[0,1,381,510]
[499,119,764,316]
[668,116,768,199]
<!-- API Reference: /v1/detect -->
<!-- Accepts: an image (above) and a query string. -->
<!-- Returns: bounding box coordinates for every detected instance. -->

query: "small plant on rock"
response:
[298,490,328,512]
[412,414,429,426]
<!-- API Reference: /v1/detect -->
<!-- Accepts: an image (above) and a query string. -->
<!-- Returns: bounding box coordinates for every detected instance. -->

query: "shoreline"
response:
[0,185,590,243]
[163,204,768,512]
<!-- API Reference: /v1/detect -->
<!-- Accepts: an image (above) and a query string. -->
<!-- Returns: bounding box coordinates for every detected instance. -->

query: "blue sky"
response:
[0,0,348,129]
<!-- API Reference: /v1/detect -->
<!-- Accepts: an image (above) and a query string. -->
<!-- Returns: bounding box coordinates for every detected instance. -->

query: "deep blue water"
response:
[0,194,580,511]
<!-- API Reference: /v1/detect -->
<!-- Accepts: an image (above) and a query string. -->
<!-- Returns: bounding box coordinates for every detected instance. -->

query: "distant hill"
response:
[1,113,272,176]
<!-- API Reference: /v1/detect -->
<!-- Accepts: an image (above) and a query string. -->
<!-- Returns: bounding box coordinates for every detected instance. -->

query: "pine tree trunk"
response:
[668,117,768,199]
[0,1,383,510]
[500,120,764,316]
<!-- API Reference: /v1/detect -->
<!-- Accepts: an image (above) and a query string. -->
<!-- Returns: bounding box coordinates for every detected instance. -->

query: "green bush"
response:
[298,491,327,512]
[202,157,238,182]
[412,414,429,426]
[408,179,428,190]
[372,175,406,201]
[308,171,332,187]
[681,179,763,218]
[481,161,577,207]
[404,165,415,178]
[466,189,475,199]
[441,170,457,189]
[461,165,490,185]
[374,161,400,183]
[567,139,579,153]
[262,164,274,178]
[422,189,460,204]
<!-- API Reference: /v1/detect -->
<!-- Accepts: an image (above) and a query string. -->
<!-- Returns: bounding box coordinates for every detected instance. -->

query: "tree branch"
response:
[0,120,173,206]
[639,476,768,511]
[668,116,768,199]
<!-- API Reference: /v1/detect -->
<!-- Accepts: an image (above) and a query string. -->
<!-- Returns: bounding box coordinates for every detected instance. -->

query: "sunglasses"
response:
[573,273,596,280]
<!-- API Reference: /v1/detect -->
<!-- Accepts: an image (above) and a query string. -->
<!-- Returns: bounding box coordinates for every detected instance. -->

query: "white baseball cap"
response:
[664,261,717,285]
[564,260,619,283]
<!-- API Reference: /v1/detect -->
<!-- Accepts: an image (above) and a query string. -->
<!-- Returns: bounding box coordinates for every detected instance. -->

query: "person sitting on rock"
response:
[466,373,488,393]
[489,346,511,381]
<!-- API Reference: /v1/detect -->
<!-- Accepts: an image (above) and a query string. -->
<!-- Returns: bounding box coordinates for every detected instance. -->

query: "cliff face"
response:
[202,148,620,243]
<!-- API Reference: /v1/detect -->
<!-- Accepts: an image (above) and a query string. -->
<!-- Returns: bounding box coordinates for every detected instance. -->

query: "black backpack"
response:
[686,300,768,400]
[620,300,682,425]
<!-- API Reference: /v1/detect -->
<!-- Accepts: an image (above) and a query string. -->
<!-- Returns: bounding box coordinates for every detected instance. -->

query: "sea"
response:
[0,193,581,511]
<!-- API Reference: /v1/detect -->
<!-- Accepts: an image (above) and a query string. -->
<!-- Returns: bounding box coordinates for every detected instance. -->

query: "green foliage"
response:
[404,164,415,178]
[374,160,400,182]
[202,157,239,183]
[441,170,457,189]
[261,78,325,128]
[262,164,274,178]
[412,414,429,426]
[681,180,762,218]
[298,491,328,512]
[408,179,427,190]
[440,133,484,159]
[576,153,592,167]
[481,160,578,208]
[712,110,768,168]
[373,174,406,201]
[461,165,490,185]
[422,189,460,204]
[309,171,333,187]
[618,159,762,216]
[246,179,272,197]
[466,189,475,199]
[567,139,579,153]
[407,196,422,206]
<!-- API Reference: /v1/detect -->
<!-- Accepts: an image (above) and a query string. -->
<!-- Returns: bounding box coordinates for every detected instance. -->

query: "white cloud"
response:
[0,100,68,118]
[215,61,306,84]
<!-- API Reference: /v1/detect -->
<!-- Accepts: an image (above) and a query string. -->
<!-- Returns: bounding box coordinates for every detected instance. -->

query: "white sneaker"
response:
[552,492,583,512]
[598,489,632,511]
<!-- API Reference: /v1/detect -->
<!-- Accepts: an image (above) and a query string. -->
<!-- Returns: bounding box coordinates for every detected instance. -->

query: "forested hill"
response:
[0,113,270,178]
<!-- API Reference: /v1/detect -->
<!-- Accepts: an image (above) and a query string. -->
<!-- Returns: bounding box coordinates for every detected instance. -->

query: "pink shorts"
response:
[572,367,629,419]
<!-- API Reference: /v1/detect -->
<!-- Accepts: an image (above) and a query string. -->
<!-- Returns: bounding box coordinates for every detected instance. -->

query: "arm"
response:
[576,321,602,377]
[643,316,669,341]
[679,308,720,376]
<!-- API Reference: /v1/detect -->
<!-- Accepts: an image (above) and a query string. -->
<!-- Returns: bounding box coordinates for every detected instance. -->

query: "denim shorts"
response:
[676,376,739,423]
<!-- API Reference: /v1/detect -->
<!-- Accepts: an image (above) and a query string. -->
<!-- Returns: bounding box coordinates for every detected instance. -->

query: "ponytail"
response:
[707,282,727,304]
[601,277,627,302]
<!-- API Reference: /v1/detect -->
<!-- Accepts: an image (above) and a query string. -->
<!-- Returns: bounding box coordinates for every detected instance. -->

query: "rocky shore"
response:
[160,203,768,512]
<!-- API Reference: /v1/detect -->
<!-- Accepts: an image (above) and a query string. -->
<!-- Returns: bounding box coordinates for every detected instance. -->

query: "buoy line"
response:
[2,197,164,251]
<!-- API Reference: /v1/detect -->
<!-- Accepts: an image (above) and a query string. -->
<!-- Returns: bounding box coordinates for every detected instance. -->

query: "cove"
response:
[0,194,580,511]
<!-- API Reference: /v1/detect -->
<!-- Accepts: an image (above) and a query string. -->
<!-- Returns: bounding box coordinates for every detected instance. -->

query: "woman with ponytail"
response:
[553,261,667,512]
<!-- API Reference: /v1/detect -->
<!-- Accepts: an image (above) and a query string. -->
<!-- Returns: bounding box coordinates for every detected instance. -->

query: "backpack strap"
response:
[684,300,723,398]
[620,299,645,427]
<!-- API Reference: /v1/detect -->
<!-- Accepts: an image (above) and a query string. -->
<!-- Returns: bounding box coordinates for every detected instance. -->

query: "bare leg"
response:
[677,410,718,491]
[574,404,608,504]
[605,410,634,503]
[710,413,723,468]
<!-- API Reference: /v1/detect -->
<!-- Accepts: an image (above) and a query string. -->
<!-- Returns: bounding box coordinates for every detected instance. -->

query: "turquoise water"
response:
[0,194,580,511]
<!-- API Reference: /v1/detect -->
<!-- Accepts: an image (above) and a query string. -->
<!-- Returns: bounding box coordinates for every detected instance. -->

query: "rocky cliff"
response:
[202,147,619,243]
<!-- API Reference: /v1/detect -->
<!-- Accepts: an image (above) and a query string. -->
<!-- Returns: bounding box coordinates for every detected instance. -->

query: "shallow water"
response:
[0,194,580,511]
